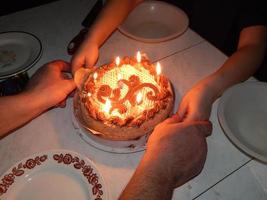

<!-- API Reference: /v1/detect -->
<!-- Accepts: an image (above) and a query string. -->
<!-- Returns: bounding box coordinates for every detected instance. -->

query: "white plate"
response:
[118,1,189,43]
[218,82,267,162]
[0,31,42,79]
[0,149,108,200]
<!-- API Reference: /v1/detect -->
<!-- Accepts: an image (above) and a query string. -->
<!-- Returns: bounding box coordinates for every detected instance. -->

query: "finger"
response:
[63,79,76,93]
[164,114,181,124]
[51,60,72,72]
[71,56,85,75]
[177,101,187,121]
[85,58,97,68]
[182,112,199,122]
[190,120,213,137]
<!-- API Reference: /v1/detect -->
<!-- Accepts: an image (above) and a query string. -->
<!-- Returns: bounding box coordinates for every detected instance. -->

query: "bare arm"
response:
[178,25,267,121]
[0,60,75,138]
[71,0,143,72]
[86,0,143,47]
[0,93,47,137]
[119,153,174,200]
[204,25,267,99]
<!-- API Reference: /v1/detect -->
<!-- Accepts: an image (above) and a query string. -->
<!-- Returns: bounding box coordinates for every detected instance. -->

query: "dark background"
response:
[0,0,60,16]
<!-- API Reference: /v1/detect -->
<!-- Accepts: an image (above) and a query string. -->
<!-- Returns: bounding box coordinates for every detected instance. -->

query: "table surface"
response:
[1,0,267,200]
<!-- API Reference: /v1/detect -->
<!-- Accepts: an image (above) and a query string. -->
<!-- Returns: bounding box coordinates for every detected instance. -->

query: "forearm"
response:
[85,0,143,46]
[0,92,48,137]
[199,43,266,101]
[119,153,174,200]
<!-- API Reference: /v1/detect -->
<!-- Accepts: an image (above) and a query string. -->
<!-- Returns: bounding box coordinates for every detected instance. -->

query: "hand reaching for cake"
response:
[119,115,212,200]
[25,60,76,109]
[71,37,99,74]
[177,79,217,122]
[146,115,212,187]
[0,60,76,137]
[70,0,143,75]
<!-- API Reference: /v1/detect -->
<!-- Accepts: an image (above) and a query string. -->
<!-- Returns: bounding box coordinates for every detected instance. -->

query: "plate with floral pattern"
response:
[0,149,108,200]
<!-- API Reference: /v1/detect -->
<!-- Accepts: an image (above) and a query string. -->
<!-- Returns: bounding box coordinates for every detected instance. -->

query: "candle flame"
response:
[156,62,161,75]
[117,73,122,80]
[87,92,92,97]
[93,72,98,80]
[115,56,120,66]
[104,98,111,113]
[136,92,143,104]
[136,51,141,63]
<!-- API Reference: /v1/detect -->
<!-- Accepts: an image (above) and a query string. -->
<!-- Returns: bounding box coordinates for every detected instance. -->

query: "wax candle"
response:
[136,51,141,63]
[156,62,161,83]
[104,98,111,115]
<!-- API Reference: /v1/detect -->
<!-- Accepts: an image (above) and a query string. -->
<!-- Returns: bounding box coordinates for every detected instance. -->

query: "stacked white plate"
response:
[218,81,267,162]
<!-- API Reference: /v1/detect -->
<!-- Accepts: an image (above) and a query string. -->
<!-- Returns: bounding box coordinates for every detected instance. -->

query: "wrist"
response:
[22,90,53,113]
[84,29,101,48]
[142,151,178,189]
[197,74,224,102]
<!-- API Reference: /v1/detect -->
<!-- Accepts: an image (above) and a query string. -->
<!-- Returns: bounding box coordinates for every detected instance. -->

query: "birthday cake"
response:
[75,53,174,141]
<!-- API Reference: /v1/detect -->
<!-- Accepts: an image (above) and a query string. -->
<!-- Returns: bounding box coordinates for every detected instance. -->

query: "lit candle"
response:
[93,72,98,82]
[136,92,143,105]
[156,62,161,82]
[115,56,120,66]
[103,98,111,115]
[136,51,141,63]
[133,92,143,116]
[118,73,122,80]
[115,56,123,89]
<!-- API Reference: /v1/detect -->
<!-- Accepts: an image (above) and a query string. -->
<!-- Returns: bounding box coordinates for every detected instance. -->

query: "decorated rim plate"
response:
[0,31,42,80]
[218,81,267,162]
[118,1,189,43]
[0,149,108,200]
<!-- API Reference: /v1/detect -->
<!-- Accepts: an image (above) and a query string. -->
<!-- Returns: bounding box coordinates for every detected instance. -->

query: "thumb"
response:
[164,114,182,124]
[71,56,85,75]
[63,79,76,93]
[193,120,213,137]
[177,102,187,121]
[85,56,98,68]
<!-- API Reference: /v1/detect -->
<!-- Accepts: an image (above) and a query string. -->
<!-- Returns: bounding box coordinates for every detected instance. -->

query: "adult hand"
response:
[177,81,216,121]
[145,115,212,188]
[71,39,99,74]
[25,60,76,109]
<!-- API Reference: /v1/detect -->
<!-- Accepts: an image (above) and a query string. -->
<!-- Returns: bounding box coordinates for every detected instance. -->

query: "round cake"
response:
[74,54,174,141]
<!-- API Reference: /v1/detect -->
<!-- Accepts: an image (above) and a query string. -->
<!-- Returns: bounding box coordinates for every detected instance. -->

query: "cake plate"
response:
[71,100,148,154]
